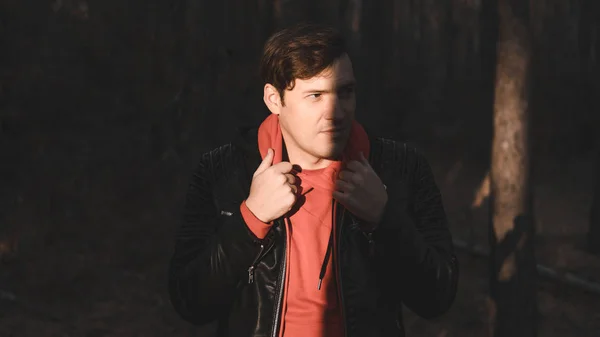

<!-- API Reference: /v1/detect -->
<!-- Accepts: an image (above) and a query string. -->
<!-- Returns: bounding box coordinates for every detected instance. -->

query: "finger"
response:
[335,179,354,193]
[332,190,349,203]
[272,161,294,174]
[359,152,371,166]
[284,173,296,185]
[341,165,364,185]
[338,170,352,182]
[350,172,363,185]
[333,191,358,211]
[255,148,274,175]
[346,160,366,173]
[289,183,298,194]
[336,189,359,207]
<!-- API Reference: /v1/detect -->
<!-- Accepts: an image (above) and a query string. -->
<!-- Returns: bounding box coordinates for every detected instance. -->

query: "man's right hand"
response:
[245,148,298,223]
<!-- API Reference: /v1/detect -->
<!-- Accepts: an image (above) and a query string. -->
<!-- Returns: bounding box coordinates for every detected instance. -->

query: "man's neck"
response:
[288,151,333,171]
[281,135,335,171]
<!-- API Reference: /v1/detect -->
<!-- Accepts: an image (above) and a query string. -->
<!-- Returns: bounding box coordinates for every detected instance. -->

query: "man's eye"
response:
[309,93,322,99]
[339,88,354,98]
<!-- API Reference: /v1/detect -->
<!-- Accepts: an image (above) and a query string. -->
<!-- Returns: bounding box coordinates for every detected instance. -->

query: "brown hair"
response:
[259,23,347,105]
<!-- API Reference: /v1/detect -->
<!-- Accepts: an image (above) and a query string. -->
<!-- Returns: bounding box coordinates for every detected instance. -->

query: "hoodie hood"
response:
[256,113,371,295]
[256,113,370,167]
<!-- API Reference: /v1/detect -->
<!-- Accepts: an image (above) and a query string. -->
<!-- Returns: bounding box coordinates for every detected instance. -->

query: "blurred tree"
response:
[420,0,451,132]
[356,0,386,133]
[581,0,600,255]
[488,0,537,336]
[591,152,600,255]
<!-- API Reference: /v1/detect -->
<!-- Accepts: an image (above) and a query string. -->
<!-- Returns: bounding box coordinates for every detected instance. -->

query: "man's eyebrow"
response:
[302,81,356,94]
[338,81,356,88]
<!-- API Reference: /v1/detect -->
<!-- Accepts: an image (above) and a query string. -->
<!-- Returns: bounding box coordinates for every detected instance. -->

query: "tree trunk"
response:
[488,0,537,336]
[356,0,399,136]
[590,151,600,255]
[420,0,450,131]
[355,0,383,131]
[582,0,600,255]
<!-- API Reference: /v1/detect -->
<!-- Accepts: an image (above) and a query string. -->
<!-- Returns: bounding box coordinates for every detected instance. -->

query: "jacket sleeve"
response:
[168,149,266,326]
[376,146,458,319]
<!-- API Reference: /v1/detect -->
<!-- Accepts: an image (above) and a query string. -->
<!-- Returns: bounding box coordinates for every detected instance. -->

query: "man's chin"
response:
[323,153,343,161]
[313,135,350,160]
[321,145,347,161]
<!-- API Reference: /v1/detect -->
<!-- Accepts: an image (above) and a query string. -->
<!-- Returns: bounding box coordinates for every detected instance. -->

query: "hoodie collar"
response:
[233,115,374,188]
[254,114,370,165]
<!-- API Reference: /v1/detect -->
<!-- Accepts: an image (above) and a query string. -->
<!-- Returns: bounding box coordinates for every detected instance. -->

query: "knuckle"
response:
[353,175,363,184]
[278,174,287,184]
[279,162,292,172]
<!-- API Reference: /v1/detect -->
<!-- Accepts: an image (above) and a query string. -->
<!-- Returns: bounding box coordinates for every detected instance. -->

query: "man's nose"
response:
[326,95,345,120]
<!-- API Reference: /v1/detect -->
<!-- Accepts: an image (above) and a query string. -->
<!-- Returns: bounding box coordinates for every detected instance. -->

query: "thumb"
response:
[255,148,274,175]
[359,152,371,167]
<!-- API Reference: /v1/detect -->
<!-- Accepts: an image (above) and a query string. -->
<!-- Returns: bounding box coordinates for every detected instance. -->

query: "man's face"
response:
[264,53,356,162]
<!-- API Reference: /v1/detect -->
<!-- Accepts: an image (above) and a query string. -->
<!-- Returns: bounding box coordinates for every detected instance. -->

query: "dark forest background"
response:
[1,0,599,336]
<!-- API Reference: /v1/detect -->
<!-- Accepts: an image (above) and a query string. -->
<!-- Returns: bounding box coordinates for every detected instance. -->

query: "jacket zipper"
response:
[363,231,376,258]
[248,234,276,284]
[271,218,288,337]
[335,201,348,337]
[247,244,264,284]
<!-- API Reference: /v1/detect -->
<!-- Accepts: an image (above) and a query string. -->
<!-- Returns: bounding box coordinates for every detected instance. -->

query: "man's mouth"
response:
[322,127,346,134]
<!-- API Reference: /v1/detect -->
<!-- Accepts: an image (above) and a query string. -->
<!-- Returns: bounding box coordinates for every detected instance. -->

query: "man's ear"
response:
[263,84,282,115]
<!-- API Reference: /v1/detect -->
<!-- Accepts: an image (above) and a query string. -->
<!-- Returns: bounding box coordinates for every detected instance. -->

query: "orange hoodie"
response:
[240,114,370,337]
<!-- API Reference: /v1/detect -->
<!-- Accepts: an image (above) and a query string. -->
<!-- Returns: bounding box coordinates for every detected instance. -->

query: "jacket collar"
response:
[233,117,378,168]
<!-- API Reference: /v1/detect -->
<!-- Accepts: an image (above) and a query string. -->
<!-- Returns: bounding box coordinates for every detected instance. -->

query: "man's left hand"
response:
[333,152,388,226]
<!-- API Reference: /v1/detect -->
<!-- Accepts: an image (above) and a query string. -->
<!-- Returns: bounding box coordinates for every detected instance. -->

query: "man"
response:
[168,23,458,337]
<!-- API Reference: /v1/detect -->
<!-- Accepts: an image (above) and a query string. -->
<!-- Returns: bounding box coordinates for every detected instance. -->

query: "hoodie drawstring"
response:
[318,200,336,290]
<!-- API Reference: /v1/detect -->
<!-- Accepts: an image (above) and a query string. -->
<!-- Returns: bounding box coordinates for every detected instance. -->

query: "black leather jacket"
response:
[168,126,458,337]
